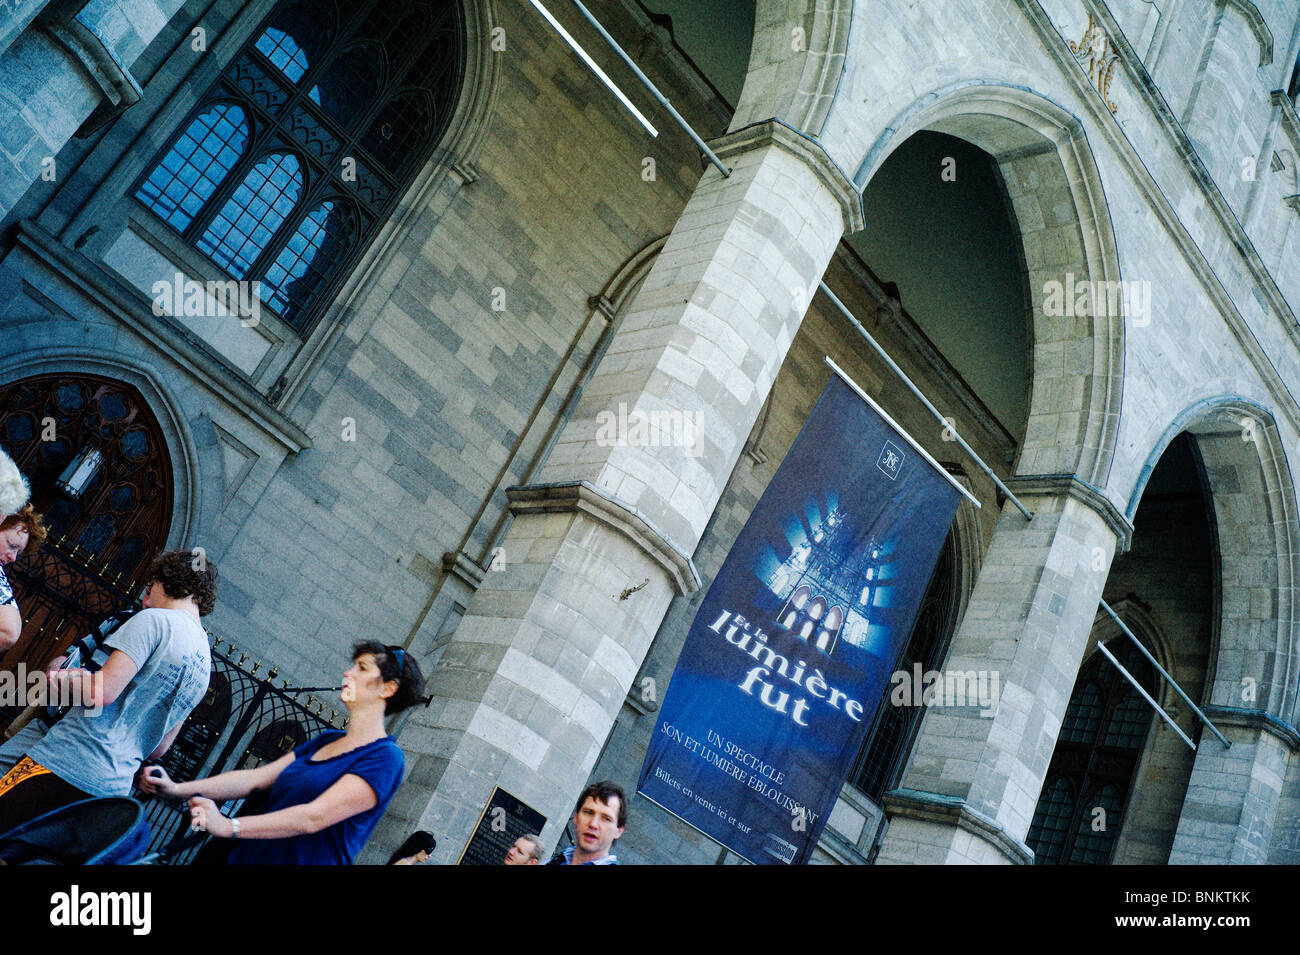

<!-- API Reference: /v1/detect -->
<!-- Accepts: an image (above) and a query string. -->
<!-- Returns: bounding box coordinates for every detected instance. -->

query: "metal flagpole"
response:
[1098,601,1230,748]
[567,0,732,177]
[1096,641,1196,749]
[817,280,1031,518]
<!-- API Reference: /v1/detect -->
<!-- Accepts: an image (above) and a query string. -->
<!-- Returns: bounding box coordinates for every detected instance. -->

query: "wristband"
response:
[229,817,241,839]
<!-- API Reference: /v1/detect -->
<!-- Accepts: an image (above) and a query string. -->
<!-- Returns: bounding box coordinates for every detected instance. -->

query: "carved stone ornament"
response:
[1069,13,1120,114]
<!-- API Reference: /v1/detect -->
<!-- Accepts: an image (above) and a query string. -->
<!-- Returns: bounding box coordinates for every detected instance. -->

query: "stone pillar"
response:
[1168,710,1290,863]
[404,121,864,864]
[877,479,1132,864]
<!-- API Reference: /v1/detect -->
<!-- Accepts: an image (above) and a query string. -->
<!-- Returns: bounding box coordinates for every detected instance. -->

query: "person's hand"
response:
[44,654,68,678]
[188,796,234,838]
[137,764,177,798]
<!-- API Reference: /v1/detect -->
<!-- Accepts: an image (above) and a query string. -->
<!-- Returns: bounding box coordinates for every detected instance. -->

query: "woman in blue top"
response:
[139,641,424,865]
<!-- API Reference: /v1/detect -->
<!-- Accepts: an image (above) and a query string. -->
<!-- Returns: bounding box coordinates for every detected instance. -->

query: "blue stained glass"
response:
[100,393,128,421]
[137,105,248,232]
[198,153,303,278]
[256,27,310,82]
[108,485,137,513]
[4,415,34,442]
[77,513,116,557]
[261,201,353,321]
[55,384,84,411]
[120,430,149,460]
[108,537,147,580]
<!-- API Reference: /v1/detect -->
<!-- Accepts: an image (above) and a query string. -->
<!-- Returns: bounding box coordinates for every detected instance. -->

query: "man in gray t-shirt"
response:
[29,605,210,796]
[0,550,216,832]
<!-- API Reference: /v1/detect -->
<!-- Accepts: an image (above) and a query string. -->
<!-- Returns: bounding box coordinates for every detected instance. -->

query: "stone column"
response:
[1168,710,1289,863]
[403,122,863,864]
[877,479,1132,864]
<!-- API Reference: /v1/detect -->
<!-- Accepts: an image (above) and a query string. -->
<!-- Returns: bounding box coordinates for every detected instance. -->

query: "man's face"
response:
[0,526,28,565]
[572,795,624,859]
[504,837,539,865]
[140,581,164,609]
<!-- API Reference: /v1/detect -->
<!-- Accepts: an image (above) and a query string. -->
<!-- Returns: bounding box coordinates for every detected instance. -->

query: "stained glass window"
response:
[134,0,464,332]
[137,105,249,232]
[1027,638,1156,864]
[1026,777,1075,865]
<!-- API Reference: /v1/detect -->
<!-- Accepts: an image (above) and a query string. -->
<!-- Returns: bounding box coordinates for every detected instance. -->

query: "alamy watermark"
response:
[888,664,1000,717]
[595,402,704,457]
[0,664,103,716]
[1042,273,1151,326]
[151,272,261,327]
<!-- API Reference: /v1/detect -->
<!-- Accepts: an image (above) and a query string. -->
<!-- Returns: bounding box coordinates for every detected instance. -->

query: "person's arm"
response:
[188,773,379,839]
[147,721,186,761]
[0,602,20,650]
[49,648,138,708]
[138,749,294,802]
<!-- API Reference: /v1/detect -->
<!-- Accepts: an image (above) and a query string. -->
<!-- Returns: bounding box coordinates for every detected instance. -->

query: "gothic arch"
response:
[854,82,1125,489]
[436,0,501,175]
[731,0,852,136]
[220,0,494,407]
[1126,397,1300,723]
[0,348,206,551]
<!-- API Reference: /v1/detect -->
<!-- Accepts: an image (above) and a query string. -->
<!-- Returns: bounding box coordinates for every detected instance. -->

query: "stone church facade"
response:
[1,0,1299,864]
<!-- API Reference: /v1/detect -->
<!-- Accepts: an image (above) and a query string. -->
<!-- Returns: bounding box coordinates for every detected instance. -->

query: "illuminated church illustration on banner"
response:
[759,498,900,670]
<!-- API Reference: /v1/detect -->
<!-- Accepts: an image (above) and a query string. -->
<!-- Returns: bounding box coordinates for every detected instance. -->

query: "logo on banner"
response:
[877,441,905,480]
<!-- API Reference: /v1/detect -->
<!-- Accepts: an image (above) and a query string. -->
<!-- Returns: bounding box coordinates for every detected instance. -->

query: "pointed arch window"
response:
[850,532,958,801]
[132,0,464,333]
[1026,639,1156,864]
[137,104,248,232]
[198,152,303,277]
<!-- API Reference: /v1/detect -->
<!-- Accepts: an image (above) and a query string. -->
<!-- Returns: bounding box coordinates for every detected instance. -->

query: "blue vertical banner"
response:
[637,360,975,864]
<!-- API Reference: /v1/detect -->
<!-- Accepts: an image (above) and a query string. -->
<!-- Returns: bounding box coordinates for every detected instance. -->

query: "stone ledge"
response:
[10,221,312,453]
[1004,473,1134,552]
[440,551,486,592]
[882,788,1034,865]
[506,480,701,596]
[708,119,865,233]
[1201,705,1300,751]
[39,0,144,137]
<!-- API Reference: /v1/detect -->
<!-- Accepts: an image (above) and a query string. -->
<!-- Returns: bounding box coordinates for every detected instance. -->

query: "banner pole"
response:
[1096,641,1196,749]
[1098,601,1231,748]
[565,0,732,177]
[816,280,1034,519]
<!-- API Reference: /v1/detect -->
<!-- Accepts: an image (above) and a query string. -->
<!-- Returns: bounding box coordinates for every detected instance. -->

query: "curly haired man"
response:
[0,550,215,834]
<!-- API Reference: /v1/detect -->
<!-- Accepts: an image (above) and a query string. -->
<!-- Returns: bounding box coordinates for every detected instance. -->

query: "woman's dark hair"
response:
[352,640,425,714]
[148,549,218,616]
[386,830,437,865]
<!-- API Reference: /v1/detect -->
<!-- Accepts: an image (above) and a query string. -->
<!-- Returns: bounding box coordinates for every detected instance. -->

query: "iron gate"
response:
[139,635,344,863]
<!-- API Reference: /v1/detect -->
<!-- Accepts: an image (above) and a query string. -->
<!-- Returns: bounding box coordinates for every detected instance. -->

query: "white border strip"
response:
[825,357,981,508]
[526,0,659,137]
